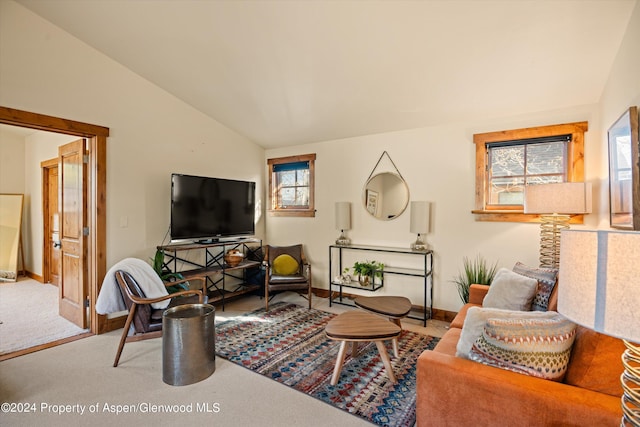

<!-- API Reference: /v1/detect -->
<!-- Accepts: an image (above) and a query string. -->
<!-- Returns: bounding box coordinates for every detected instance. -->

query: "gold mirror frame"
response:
[608,106,640,230]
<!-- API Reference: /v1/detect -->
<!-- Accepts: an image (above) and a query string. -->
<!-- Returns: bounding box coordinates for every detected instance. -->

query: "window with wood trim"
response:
[267,153,316,217]
[473,122,587,222]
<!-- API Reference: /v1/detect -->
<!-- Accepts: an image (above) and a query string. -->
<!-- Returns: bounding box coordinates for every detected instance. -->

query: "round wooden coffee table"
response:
[354,296,411,357]
[325,310,401,385]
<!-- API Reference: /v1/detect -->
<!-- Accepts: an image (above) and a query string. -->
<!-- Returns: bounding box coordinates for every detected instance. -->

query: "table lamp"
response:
[410,201,430,251]
[524,182,592,268]
[335,202,351,246]
[558,229,640,426]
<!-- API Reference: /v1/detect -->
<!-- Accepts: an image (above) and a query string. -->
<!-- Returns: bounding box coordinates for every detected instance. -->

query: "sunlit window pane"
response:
[278,171,295,186]
[274,164,310,208]
[526,142,564,175]
[488,139,568,206]
[268,154,315,216]
[295,188,309,205]
[526,175,563,186]
[489,177,524,205]
[295,170,309,186]
[491,146,524,177]
[279,188,295,205]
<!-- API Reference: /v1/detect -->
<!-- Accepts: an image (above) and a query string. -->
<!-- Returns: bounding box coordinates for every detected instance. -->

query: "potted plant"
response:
[151,249,188,294]
[451,254,498,303]
[350,260,385,287]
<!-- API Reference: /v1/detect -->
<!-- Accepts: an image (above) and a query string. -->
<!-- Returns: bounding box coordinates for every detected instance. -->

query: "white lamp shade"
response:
[558,229,640,344]
[335,202,351,230]
[524,182,592,214]
[410,201,430,234]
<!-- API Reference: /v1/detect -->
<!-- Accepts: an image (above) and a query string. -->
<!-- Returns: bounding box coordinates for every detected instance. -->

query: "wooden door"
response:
[58,139,88,328]
[42,159,60,286]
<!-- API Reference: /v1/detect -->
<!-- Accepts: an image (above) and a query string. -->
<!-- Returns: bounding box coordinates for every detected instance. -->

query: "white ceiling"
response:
[17,0,637,148]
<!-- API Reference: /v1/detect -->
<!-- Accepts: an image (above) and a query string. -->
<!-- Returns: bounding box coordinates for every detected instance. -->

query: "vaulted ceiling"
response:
[17,0,637,148]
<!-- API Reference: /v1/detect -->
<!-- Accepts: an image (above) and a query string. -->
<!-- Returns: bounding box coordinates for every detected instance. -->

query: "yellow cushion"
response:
[273,254,299,276]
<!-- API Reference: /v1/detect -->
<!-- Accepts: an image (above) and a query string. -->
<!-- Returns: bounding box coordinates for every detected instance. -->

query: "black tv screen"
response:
[170,174,256,242]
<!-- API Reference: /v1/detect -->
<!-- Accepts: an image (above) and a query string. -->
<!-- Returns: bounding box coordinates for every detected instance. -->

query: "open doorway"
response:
[42,157,60,287]
[0,125,89,358]
[0,106,109,359]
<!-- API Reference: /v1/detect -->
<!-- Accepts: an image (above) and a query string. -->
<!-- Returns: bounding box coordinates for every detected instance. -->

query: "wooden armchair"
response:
[263,244,312,311]
[113,270,207,367]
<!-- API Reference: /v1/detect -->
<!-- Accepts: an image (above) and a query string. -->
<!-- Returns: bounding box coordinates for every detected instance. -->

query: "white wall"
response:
[0,1,266,272]
[2,0,638,314]
[599,1,640,230]
[266,104,603,312]
[266,2,640,314]
[0,129,26,193]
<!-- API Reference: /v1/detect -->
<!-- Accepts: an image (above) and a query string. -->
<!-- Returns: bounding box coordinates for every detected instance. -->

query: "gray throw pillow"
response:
[482,268,538,311]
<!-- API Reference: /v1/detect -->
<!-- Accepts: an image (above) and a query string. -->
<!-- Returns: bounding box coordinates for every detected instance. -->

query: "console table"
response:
[328,244,433,326]
[158,238,262,310]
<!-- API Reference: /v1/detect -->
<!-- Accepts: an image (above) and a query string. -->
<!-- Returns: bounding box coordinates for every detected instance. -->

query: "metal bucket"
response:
[162,303,215,386]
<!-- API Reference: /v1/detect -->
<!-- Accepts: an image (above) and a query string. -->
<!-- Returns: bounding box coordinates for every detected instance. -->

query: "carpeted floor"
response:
[0,278,88,354]
[215,302,440,427]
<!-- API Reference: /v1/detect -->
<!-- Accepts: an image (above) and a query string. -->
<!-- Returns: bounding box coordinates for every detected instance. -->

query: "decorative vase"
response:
[358,275,371,287]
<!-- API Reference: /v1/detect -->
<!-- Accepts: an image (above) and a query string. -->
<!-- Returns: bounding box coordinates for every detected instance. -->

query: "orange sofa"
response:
[417,284,625,426]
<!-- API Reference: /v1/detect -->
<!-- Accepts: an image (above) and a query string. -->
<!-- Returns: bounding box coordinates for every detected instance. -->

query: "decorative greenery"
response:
[346,260,385,286]
[151,249,188,294]
[451,255,498,303]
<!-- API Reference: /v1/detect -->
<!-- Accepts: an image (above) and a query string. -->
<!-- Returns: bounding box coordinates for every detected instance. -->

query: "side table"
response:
[325,311,401,385]
[355,295,411,357]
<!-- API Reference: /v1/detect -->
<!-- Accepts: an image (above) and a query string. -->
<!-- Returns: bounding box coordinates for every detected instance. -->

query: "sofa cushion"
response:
[450,303,480,329]
[563,326,626,397]
[468,314,577,381]
[456,306,559,359]
[483,268,538,311]
[512,262,559,311]
[433,327,461,355]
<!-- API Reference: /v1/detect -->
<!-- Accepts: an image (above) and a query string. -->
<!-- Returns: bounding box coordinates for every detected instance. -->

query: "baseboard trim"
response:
[25,271,43,282]
[0,332,93,362]
[98,314,126,334]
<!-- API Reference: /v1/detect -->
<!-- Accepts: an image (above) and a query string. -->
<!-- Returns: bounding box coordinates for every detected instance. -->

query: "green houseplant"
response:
[451,255,498,303]
[348,260,385,287]
[151,249,188,294]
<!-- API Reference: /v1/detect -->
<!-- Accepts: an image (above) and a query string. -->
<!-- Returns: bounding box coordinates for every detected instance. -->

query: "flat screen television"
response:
[170,173,256,242]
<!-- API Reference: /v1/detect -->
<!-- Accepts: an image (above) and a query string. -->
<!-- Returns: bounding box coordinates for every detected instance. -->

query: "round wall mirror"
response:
[363,172,410,220]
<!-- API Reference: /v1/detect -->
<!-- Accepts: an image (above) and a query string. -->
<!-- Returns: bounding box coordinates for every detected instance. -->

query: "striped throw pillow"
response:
[512,262,558,311]
[469,313,577,381]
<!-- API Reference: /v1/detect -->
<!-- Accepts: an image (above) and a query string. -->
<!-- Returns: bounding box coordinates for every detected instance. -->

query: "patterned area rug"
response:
[215,302,439,427]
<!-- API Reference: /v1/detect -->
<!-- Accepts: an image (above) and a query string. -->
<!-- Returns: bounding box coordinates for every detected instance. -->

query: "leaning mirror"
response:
[362,152,410,220]
[0,193,24,282]
[608,106,640,229]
